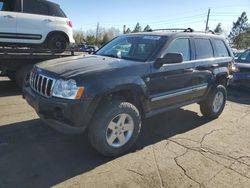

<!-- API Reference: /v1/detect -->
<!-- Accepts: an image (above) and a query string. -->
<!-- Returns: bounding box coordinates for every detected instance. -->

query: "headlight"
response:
[52,79,84,99]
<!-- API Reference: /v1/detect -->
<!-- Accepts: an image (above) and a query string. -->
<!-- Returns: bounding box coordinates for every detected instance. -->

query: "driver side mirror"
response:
[154,53,183,68]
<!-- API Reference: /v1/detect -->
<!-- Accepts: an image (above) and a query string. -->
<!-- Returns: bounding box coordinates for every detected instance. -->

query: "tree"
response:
[102,33,110,45]
[83,27,120,46]
[125,28,131,34]
[132,23,142,33]
[101,28,120,45]
[86,35,96,45]
[73,30,85,44]
[228,12,248,46]
[233,28,250,49]
[143,25,152,32]
[214,23,223,34]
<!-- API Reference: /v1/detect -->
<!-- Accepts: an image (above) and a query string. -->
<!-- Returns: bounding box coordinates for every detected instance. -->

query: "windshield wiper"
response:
[99,54,144,62]
[100,54,119,58]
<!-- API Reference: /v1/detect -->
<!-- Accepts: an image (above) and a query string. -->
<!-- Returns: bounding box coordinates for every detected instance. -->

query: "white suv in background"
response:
[0,0,75,50]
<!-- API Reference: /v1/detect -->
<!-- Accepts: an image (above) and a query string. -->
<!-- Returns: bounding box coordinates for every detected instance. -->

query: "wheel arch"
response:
[45,31,70,43]
[92,85,148,116]
[215,72,228,87]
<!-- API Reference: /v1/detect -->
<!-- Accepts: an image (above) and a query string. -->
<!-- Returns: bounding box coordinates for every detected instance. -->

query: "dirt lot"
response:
[0,77,250,188]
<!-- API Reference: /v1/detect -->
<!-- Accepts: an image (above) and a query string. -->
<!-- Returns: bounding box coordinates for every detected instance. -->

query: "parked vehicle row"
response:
[230,48,250,90]
[0,0,74,51]
[79,44,98,52]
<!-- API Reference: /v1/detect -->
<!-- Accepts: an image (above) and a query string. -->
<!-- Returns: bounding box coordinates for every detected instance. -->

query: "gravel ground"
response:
[0,77,250,188]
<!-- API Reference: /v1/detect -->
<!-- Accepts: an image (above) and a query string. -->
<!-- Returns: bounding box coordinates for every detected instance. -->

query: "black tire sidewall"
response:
[201,85,227,118]
[48,35,67,50]
[88,101,141,157]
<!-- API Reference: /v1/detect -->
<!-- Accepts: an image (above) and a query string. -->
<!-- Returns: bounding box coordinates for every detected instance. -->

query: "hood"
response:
[36,55,137,78]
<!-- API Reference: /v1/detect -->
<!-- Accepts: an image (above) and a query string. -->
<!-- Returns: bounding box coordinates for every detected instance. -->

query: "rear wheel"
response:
[88,100,141,157]
[200,85,227,119]
[48,34,68,52]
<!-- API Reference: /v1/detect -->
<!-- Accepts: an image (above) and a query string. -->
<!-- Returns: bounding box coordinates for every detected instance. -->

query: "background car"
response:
[230,48,250,90]
[234,51,245,59]
[0,0,75,51]
[232,49,245,59]
[79,44,99,52]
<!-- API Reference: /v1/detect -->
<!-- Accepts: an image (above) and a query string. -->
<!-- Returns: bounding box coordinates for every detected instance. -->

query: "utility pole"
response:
[205,8,211,32]
[95,22,99,45]
[123,25,126,34]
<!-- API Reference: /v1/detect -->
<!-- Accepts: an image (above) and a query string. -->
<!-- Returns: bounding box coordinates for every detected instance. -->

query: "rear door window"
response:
[194,38,214,59]
[0,0,20,12]
[165,38,191,61]
[0,1,3,10]
[214,39,229,57]
[23,0,49,16]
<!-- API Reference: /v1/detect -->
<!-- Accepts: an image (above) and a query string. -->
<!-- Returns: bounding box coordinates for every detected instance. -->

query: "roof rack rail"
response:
[188,30,215,34]
[152,28,194,32]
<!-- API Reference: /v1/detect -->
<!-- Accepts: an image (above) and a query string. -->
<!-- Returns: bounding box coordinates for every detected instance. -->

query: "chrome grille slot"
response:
[29,71,55,98]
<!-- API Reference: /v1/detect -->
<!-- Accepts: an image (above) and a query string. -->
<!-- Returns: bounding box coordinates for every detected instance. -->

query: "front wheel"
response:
[88,100,141,157]
[200,85,227,119]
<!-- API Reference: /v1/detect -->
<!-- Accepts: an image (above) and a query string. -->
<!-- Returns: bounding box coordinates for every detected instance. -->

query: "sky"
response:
[52,0,250,35]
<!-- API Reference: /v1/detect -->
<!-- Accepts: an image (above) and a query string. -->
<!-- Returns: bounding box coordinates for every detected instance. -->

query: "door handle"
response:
[4,15,14,19]
[44,19,52,22]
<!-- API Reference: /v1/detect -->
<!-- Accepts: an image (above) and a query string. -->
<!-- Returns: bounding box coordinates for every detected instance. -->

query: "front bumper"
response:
[23,86,93,134]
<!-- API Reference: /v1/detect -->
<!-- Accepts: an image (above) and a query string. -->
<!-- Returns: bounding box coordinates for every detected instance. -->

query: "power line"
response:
[77,9,247,32]
[147,17,206,27]
[80,13,207,26]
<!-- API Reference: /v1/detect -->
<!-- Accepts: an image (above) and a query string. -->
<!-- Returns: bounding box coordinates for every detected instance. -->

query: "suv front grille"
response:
[30,71,56,98]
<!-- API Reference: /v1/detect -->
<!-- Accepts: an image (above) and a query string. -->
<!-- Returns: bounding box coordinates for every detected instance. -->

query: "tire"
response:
[15,65,33,88]
[200,85,227,119]
[48,34,68,52]
[88,100,141,157]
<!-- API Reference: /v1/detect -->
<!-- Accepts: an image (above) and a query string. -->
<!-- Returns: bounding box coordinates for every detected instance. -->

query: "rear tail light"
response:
[67,20,73,28]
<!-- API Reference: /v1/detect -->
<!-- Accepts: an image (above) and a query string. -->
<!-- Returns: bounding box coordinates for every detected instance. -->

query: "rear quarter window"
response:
[194,38,214,59]
[214,39,229,57]
[49,4,66,17]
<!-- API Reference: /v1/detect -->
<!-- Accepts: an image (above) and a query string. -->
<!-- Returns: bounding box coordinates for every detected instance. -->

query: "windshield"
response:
[96,35,166,62]
[238,50,250,63]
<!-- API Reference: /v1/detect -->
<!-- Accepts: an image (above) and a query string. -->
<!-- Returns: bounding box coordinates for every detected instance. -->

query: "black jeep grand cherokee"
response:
[23,31,234,156]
